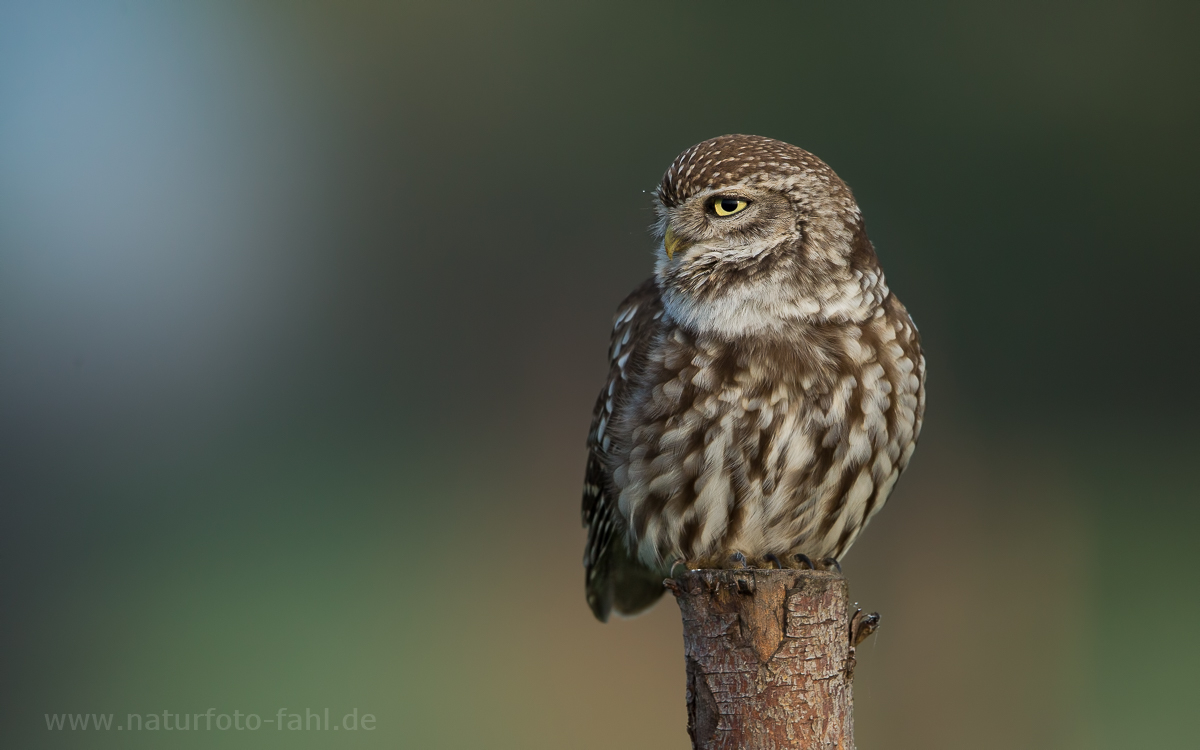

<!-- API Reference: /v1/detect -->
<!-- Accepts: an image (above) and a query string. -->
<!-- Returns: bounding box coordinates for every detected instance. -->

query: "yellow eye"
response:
[712,197,749,216]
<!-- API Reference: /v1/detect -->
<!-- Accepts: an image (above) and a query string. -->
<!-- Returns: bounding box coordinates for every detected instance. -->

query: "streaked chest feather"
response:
[609,304,923,568]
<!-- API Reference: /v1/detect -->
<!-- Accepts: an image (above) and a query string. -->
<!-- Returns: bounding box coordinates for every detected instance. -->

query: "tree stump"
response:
[666,569,878,750]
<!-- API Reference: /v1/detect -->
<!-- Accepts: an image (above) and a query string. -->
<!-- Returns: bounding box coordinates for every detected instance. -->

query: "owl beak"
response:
[664,226,691,260]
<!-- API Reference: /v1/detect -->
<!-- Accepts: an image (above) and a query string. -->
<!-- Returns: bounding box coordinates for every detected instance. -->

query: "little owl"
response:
[582,134,925,621]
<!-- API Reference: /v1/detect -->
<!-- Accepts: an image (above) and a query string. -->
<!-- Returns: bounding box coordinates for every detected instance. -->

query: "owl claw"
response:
[793,553,815,570]
[822,557,842,573]
[764,553,783,569]
[730,551,748,569]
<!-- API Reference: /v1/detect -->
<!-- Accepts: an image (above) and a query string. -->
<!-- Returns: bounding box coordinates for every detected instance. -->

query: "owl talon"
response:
[730,551,748,569]
[793,553,815,570]
[822,557,842,573]
[764,553,783,569]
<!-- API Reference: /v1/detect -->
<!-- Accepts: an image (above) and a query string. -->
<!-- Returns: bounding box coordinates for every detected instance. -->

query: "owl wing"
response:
[582,277,666,621]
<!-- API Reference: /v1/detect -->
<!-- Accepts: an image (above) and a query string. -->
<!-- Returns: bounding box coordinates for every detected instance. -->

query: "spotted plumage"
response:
[583,135,925,622]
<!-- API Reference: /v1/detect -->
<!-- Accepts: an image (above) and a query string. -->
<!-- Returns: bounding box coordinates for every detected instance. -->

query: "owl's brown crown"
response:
[656,134,835,208]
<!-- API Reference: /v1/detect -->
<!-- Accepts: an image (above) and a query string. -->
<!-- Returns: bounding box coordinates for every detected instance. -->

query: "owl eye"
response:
[711,197,750,217]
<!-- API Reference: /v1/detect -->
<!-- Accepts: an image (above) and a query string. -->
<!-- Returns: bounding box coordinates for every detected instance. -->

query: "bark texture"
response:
[668,569,873,750]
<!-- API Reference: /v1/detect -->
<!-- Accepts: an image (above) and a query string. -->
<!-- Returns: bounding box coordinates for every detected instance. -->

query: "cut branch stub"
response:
[668,569,875,750]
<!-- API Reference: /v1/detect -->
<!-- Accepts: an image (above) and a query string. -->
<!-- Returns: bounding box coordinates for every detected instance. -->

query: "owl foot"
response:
[697,550,825,570]
[822,557,842,573]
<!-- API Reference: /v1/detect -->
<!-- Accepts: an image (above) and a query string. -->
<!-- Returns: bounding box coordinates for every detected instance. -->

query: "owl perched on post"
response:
[582,135,925,622]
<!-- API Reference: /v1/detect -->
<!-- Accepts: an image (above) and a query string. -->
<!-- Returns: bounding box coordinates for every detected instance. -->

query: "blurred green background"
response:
[2,1,1198,748]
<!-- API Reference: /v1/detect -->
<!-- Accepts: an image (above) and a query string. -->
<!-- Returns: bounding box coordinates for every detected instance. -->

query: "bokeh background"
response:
[2,1,1198,747]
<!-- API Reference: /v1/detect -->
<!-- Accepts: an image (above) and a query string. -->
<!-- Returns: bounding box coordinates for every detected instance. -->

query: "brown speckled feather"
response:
[582,279,666,621]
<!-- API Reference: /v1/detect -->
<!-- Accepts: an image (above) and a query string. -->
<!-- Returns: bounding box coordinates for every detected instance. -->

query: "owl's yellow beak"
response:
[664,226,691,260]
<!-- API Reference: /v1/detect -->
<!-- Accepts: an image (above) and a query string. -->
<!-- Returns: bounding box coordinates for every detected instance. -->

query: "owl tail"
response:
[586,535,667,622]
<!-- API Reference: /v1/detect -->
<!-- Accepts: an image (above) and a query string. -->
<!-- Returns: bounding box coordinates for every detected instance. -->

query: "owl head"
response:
[652,135,885,337]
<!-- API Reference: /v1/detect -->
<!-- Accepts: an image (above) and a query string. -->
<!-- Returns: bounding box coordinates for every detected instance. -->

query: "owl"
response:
[582,134,925,622]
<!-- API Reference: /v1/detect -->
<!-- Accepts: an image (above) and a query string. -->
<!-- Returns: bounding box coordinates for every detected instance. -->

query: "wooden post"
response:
[666,569,879,750]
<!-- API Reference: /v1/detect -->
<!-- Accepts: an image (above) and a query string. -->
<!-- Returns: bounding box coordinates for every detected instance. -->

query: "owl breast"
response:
[610,296,924,570]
